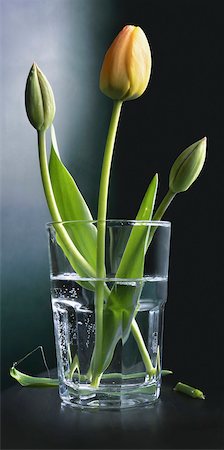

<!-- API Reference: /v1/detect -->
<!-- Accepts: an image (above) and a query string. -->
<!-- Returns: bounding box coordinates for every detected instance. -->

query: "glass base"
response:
[59,380,160,409]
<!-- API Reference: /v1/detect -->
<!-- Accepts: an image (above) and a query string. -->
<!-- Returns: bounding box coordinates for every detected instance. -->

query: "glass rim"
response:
[46,219,171,228]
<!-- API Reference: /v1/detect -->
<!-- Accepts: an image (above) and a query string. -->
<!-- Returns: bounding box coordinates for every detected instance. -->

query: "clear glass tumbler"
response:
[47,220,171,409]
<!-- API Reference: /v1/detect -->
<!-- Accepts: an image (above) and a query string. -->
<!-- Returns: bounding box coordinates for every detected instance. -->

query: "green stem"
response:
[91,100,122,387]
[75,370,171,382]
[38,131,61,222]
[68,355,79,380]
[153,189,175,221]
[129,190,176,375]
[147,189,175,249]
[37,131,95,278]
[97,100,123,273]
[131,318,156,376]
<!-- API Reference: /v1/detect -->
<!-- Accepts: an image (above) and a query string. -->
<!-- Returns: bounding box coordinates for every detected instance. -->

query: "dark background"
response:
[1,0,223,397]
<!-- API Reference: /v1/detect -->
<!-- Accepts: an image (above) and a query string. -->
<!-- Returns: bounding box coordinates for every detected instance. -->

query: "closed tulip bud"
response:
[169,137,207,193]
[100,25,152,101]
[25,63,55,131]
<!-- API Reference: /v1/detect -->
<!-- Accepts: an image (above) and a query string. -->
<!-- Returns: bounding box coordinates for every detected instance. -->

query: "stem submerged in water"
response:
[131,318,156,376]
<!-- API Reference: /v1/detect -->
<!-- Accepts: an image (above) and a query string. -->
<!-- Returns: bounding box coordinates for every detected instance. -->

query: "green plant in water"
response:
[15,25,206,389]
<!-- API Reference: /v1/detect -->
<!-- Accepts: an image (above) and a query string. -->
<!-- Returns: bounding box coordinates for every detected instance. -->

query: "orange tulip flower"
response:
[100,25,152,101]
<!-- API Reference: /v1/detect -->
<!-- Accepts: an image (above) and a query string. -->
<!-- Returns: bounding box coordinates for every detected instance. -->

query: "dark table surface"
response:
[1,375,224,449]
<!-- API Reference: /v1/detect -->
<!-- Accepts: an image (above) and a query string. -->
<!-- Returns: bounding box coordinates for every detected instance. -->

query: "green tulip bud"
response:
[25,63,55,131]
[169,137,207,193]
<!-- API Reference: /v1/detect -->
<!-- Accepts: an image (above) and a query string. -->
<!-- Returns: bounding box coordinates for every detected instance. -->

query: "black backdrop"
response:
[104,0,224,392]
[1,0,224,392]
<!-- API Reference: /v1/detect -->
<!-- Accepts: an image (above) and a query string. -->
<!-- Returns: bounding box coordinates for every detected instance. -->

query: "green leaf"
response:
[116,173,158,278]
[95,174,158,375]
[49,127,97,270]
[10,367,58,388]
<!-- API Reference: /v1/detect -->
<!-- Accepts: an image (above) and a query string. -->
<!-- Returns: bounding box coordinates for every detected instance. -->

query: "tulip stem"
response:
[153,189,175,221]
[38,131,61,222]
[146,189,175,249]
[131,319,156,376]
[91,100,122,387]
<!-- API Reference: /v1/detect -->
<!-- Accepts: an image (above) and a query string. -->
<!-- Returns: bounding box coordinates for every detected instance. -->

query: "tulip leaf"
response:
[10,367,58,388]
[49,128,97,270]
[116,173,158,278]
[94,174,158,375]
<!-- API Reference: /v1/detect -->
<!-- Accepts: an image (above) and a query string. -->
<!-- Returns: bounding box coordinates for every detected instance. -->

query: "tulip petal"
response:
[127,27,152,100]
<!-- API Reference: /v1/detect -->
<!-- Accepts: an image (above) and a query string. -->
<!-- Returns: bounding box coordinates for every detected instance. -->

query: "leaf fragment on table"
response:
[10,367,58,388]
